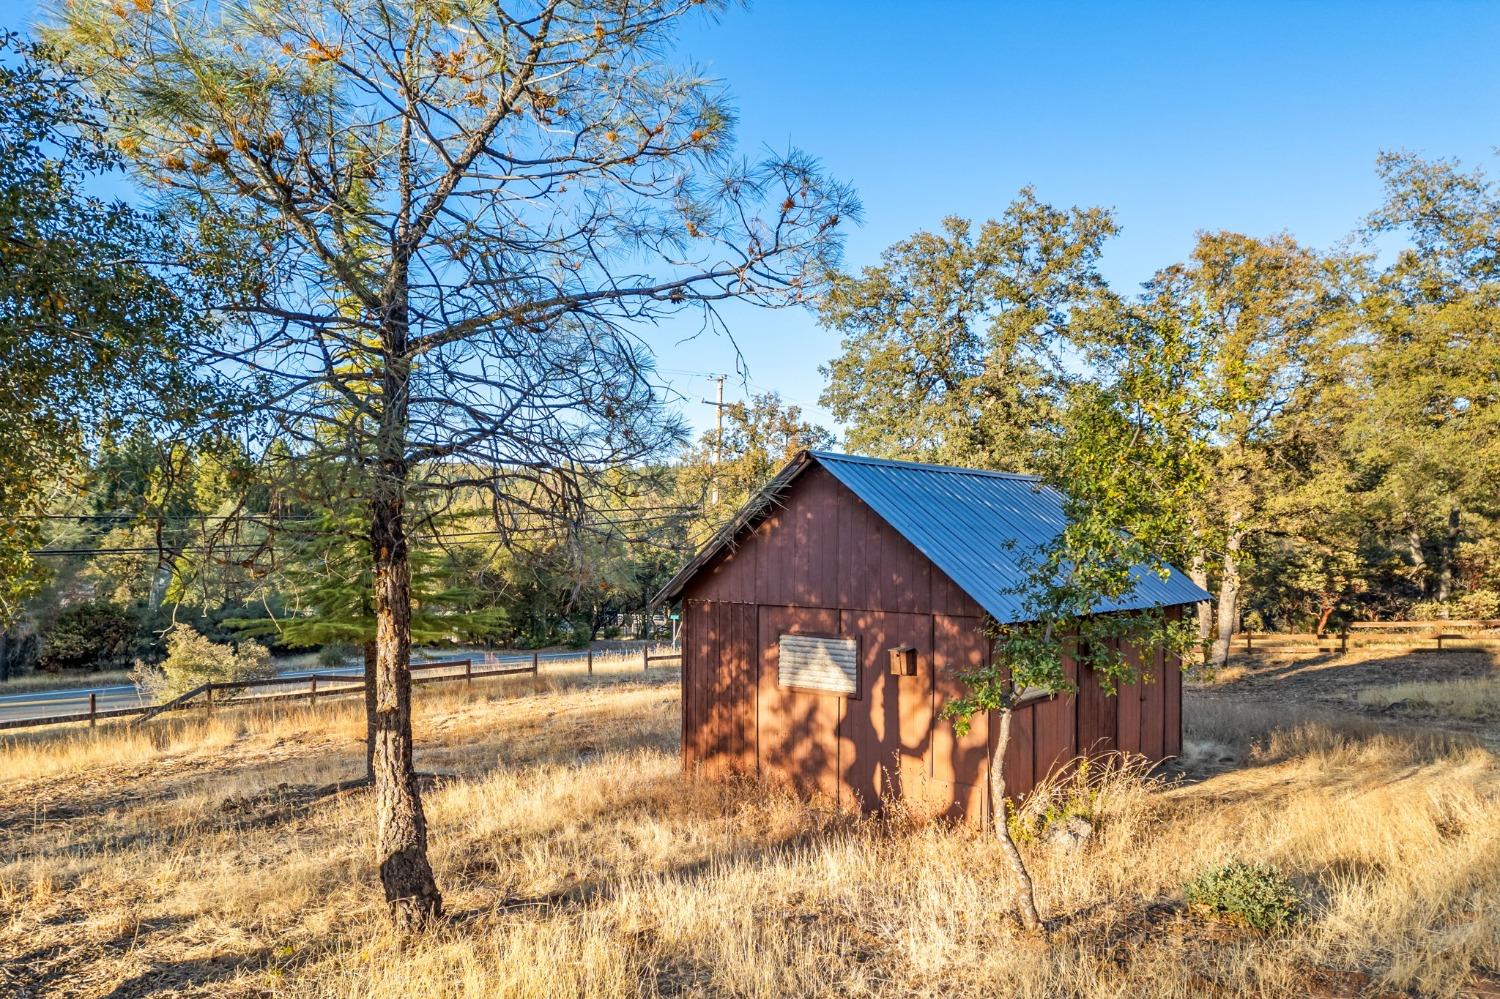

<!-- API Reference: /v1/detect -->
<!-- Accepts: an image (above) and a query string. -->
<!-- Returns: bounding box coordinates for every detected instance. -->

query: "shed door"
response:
[932,614,990,821]
[837,610,932,812]
[689,600,758,776]
[757,605,840,801]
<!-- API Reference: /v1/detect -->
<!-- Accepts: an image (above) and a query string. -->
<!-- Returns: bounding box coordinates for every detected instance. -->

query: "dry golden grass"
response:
[1357,675,1500,720]
[1,665,1496,998]
[0,669,134,694]
[1194,663,1250,685]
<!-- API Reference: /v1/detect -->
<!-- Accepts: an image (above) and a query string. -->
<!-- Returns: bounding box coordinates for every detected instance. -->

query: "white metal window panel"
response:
[778,634,858,695]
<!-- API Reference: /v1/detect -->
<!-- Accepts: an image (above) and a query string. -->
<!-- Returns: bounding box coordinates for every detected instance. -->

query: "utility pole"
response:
[702,374,727,506]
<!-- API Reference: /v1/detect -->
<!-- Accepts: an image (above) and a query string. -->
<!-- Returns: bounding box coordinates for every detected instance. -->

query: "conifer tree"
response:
[48,0,853,927]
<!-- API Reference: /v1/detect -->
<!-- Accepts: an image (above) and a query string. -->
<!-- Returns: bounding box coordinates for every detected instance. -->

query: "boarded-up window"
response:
[778,634,858,695]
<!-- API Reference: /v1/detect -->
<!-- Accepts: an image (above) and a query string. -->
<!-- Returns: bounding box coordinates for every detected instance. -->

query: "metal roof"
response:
[654,450,1210,622]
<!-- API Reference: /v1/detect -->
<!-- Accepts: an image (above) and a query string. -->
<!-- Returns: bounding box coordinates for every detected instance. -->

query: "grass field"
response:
[1357,675,1500,720]
[1,652,1496,997]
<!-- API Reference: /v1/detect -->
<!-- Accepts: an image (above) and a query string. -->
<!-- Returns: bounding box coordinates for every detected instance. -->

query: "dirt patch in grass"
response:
[1189,647,1500,748]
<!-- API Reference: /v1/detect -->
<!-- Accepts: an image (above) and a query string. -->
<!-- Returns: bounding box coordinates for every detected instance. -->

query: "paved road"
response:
[0,650,591,726]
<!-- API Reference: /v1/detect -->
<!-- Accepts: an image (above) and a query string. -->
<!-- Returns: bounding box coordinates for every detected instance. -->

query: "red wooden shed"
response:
[654,451,1208,822]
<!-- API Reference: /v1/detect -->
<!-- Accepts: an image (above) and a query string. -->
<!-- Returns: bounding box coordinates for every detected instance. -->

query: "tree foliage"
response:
[818,193,1116,469]
[1142,231,1354,660]
[1356,153,1500,604]
[131,625,273,701]
[933,285,1207,928]
[34,598,142,673]
[0,33,225,624]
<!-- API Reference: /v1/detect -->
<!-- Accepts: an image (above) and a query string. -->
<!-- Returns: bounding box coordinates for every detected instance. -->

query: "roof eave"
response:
[649,449,816,609]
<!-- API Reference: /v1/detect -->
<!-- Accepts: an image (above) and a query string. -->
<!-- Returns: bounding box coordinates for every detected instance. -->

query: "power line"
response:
[17,503,699,521]
[28,545,269,557]
[28,513,695,557]
[16,513,287,521]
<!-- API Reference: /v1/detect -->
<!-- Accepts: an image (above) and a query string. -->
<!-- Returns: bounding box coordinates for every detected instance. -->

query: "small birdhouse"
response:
[887,645,918,676]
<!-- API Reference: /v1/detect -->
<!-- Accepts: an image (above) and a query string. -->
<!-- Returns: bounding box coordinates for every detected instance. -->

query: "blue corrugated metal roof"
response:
[653,450,1210,619]
[808,451,1209,623]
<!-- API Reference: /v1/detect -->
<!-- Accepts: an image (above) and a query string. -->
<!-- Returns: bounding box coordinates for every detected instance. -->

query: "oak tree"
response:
[0,33,222,627]
[817,194,1116,470]
[1142,232,1351,664]
[1359,153,1500,605]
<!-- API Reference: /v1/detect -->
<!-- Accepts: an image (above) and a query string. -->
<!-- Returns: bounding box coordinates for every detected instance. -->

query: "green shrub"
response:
[131,626,275,701]
[1184,860,1304,932]
[1452,590,1499,620]
[1006,756,1111,846]
[1008,786,1099,846]
[316,642,357,669]
[37,599,146,672]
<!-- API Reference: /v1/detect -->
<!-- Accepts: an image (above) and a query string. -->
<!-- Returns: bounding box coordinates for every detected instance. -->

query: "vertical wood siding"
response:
[1076,646,1120,757]
[682,599,756,776]
[836,609,933,811]
[931,613,991,819]
[1029,649,1080,785]
[685,465,953,615]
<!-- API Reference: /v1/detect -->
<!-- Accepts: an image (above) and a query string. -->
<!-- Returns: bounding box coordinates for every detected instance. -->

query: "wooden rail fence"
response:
[0,645,684,733]
[1228,620,1500,659]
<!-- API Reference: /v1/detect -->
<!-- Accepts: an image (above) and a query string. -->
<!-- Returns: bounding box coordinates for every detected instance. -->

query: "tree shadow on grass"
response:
[95,949,276,999]
[441,768,856,925]
[450,823,838,923]
[1202,647,1495,699]
[0,740,362,840]
[1,914,212,999]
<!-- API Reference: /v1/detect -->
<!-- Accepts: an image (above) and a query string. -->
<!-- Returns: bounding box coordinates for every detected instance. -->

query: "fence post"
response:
[1340,630,1348,655]
[531,651,539,677]
[587,648,594,676]
[642,646,649,671]
[1437,633,1444,652]
[465,658,473,686]
[1244,630,1253,652]
[89,692,97,728]
[207,684,214,714]
[309,675,318,706]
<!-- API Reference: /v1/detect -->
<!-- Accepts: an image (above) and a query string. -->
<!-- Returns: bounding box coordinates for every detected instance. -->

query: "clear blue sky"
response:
[19,1,1500,440]
[652,0,1500,437]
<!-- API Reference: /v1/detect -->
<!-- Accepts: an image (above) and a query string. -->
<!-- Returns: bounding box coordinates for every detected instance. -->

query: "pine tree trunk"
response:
[369,277,441,930]
[371,487,442,930]
[1211,532,1243,667]
[1437,503,1460,605]
[362,639,378,782]
[989,705,1041,931]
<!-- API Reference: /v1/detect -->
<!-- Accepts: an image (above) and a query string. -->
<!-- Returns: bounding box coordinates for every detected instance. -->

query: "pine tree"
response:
[48,0,852,926]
